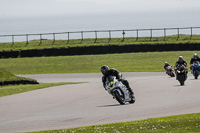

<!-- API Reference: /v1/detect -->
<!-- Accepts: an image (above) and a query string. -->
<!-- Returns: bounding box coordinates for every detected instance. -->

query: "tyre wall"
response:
[1,43,200,58]
[0,80,39,86]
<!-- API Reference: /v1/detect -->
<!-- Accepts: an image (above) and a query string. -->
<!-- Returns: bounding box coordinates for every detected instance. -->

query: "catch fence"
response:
[0,27,200,45]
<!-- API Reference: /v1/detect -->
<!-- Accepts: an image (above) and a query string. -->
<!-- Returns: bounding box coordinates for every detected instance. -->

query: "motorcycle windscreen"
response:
[106,76,114,87]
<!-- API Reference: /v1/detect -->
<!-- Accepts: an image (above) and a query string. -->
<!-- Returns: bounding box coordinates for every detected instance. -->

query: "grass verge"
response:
[0,68,38,86]
[30,113,200,133]
[0,35,200,51]
[0,68,36,81]
[0,82,81,97]
[0,51,198,74]
[0,68,81,97]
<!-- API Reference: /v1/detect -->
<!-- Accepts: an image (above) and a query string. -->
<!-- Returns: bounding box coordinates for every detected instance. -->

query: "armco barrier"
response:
[0,43,200,58]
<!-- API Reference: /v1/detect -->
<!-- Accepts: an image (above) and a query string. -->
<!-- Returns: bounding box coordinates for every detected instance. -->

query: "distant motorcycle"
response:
[176,64,187,86]
[105,76,135,105]
[191,61,200,79]
[166,66,175,77]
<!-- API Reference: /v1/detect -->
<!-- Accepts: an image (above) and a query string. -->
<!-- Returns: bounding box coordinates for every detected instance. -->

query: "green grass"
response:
[0,82,81,97]
[0,68,37,81]
[0,51,197,74]
[1,35,200,51]
[0,68,82,97]
[30,112,200,133]
[2,37,199,133]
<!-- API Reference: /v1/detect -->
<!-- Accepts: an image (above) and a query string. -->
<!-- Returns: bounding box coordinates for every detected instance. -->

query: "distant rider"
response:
[100,65,134,97]
[174,56,188,79]
[190,53,200,73]
[164,62,172,74]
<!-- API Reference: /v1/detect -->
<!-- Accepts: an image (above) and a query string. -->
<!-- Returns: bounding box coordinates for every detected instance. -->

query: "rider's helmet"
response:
[194,53,198,59]
[178,56,184,63]
[164,62,169,66]
[101,65,109,75]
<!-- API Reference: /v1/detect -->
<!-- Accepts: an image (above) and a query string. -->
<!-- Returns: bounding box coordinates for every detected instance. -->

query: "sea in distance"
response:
[0,10,200,42]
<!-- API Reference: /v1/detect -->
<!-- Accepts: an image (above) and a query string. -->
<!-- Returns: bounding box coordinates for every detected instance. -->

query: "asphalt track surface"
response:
[1,72,200,133]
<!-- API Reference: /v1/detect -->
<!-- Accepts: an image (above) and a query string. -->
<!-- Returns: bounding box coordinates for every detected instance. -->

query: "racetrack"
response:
[1,72,200,133]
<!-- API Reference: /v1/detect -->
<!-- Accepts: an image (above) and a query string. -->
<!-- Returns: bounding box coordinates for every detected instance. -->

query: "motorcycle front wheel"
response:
[194,71,199,79]
[178,74,185,86]
[114,91,125,105]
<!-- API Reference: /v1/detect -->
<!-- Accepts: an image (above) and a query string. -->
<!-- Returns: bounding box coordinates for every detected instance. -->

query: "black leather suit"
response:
[101,68,133,95]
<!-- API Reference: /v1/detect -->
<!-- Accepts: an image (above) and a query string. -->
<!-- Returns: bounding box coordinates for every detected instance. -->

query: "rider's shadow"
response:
[97,104,130,107]
[174,85,186,87]
[97,104,121,107]
[189,78,199,80]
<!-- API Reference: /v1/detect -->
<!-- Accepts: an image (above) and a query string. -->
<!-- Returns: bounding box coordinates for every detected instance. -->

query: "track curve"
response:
[1,72,200,133]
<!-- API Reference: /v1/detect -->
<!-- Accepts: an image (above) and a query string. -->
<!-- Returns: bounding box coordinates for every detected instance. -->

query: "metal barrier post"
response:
[80,31,83,44]
[39,34,42,45]
[136,30,138,41]
[67,32,69,44]
[122,30,125,42]
[12,35,14,46]
[190,27,193,40]
[52,33,55,45]
[150,29,152,41]
[163,28,166,41]
[177,28,179,41]
[108,31,111,43]
[94,31,97,43]
[26,34,29,46]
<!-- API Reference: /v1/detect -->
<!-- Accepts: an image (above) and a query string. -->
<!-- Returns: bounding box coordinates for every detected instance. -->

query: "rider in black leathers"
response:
[174,56,188,79]
[190,53,200,73]
[100,65,134,97]
[190,53,200,65]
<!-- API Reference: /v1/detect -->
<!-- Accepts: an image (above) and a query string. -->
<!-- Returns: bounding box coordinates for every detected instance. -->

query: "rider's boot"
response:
[128,88,134,97]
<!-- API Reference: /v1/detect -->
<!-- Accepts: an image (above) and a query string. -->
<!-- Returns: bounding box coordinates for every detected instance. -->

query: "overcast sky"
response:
[0,0,200,19]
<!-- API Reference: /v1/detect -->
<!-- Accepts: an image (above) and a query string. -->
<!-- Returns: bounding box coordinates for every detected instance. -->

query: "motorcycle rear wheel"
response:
[194,71,198,79]
[129,96,135,104]
[171,72,175,77]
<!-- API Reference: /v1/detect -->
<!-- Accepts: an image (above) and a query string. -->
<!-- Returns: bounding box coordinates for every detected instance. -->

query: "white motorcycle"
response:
[105,76,135,105]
